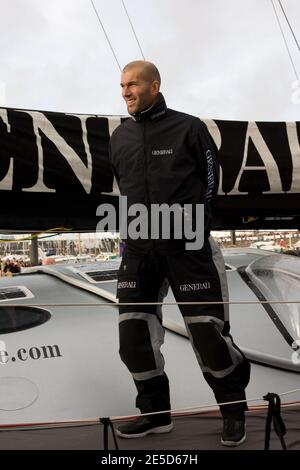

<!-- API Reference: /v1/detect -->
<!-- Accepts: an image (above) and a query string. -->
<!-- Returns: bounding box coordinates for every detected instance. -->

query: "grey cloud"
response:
[0,0,299,120]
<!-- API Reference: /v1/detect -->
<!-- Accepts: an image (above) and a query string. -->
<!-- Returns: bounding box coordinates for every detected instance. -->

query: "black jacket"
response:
[109,93,219,253]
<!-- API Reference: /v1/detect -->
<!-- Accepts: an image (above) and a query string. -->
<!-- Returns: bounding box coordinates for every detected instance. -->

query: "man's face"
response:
[121,67,158,114]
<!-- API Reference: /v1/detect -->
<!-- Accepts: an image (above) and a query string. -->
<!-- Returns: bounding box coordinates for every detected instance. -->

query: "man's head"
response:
[121,60,161,115]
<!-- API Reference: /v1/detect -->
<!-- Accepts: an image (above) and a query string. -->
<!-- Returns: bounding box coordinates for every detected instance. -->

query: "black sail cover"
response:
[0,106,299,231]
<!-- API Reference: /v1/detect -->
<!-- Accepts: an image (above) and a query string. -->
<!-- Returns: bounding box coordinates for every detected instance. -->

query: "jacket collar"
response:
[132,92,167,122]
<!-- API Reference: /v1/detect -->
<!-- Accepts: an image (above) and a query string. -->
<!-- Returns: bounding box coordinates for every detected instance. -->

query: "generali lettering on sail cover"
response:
[0,108,299,195]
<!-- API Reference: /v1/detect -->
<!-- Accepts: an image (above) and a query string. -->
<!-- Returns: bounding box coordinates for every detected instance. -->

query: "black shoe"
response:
[117,415,173,439]
[221,418,246,447]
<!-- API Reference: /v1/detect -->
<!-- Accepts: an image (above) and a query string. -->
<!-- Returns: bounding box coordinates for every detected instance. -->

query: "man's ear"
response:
[151,80,160,95]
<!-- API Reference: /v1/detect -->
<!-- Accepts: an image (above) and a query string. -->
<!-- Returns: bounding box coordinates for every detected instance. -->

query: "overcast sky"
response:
[0,0,299,121]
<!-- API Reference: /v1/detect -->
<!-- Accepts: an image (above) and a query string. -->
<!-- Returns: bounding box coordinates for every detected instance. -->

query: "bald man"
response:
[109,61,250,446]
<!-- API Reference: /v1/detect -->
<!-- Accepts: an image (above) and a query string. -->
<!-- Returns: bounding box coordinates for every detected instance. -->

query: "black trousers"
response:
[117,236,250,419]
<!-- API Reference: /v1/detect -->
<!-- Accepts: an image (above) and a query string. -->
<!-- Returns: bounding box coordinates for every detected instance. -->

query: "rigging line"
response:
[278,0,300,52]
[1,300,300,307]
[89,0,122,72]
[270,0,299,81]
[111,387,300,421]
[2,399,300,430]
[121,0,146,60]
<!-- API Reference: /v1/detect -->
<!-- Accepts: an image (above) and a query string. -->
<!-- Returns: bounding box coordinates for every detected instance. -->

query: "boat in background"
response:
[0,248,299,427]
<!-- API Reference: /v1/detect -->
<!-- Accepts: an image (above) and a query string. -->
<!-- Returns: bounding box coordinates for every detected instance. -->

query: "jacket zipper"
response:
[143,122,155,249]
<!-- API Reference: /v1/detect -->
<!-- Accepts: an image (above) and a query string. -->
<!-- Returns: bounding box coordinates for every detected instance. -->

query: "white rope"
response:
[111,387,300,421]
[276,387,300,397]
[1,299,300,308]
[1,387,299,431]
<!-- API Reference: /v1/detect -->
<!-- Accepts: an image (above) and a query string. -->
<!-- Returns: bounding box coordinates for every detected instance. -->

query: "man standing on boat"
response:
[109,60,250,446]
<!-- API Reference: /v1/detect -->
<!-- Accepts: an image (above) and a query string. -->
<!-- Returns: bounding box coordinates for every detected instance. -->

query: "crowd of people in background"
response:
[0,257,30,276]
